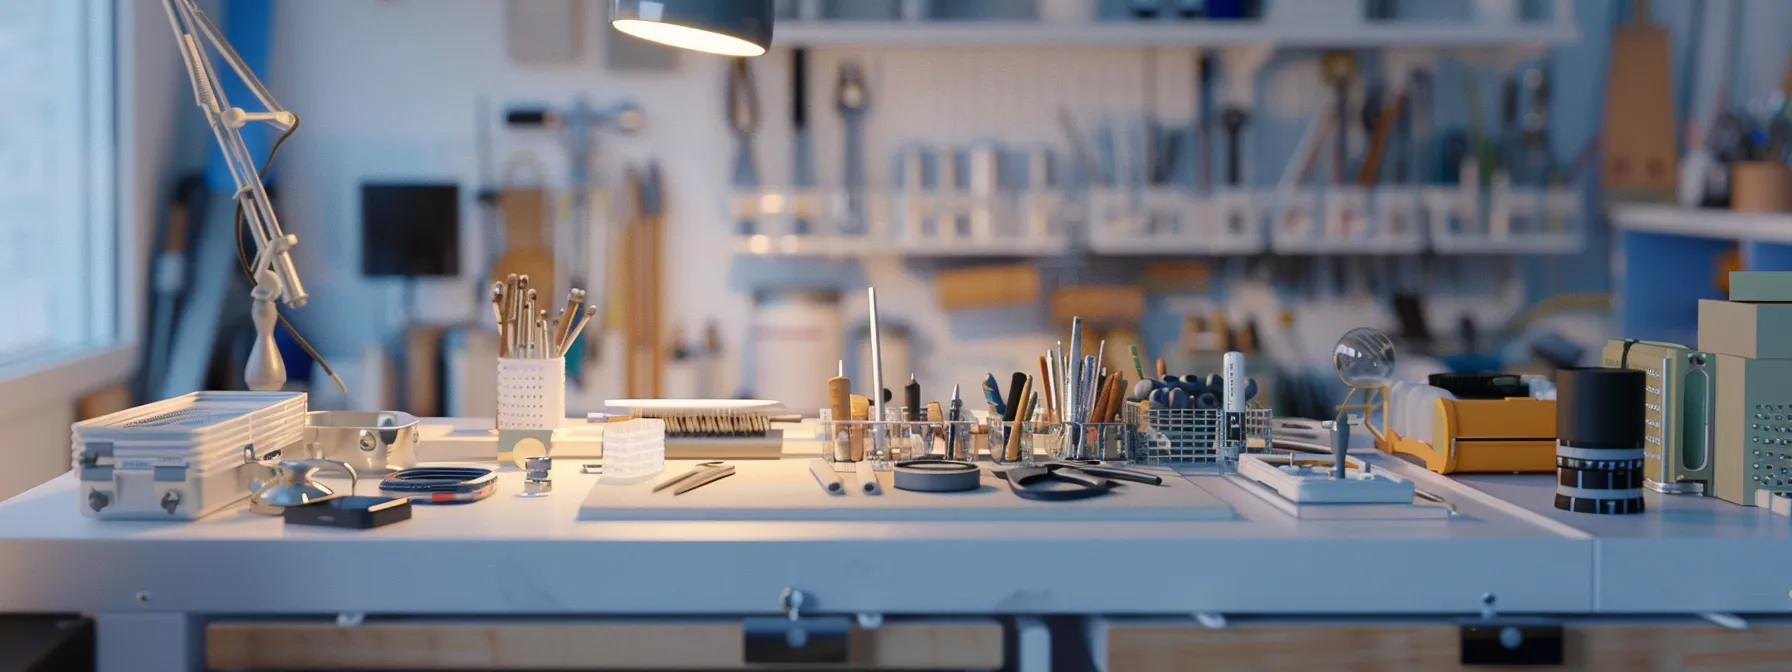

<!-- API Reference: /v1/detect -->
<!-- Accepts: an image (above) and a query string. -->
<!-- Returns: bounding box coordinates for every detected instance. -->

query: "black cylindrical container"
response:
[1554,367,1647,515]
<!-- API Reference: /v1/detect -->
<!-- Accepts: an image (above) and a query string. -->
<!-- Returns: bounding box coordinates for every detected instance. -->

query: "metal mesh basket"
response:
[1124,401,1273,465]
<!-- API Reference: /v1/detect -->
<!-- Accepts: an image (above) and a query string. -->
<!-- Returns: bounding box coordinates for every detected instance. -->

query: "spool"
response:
[1554,367,1646,515]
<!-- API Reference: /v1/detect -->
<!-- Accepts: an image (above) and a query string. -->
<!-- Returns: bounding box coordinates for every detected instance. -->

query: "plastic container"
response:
[497,357,566,464]
[600,419,667,483]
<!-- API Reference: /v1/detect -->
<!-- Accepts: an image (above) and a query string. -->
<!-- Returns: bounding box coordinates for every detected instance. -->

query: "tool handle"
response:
[1003,372,1029,422]
[793,48,809,128]
[904,379,921,421]
[828,376,852,461]
[505,108,551,126]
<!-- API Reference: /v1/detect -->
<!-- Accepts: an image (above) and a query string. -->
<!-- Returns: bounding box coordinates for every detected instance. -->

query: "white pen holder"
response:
[497,357,566,464]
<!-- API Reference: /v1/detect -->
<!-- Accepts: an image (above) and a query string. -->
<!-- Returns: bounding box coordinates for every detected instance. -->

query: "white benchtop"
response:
[0,418,1784,617]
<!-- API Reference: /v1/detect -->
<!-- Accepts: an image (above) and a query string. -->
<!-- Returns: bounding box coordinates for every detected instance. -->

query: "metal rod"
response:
[868,287,886,425]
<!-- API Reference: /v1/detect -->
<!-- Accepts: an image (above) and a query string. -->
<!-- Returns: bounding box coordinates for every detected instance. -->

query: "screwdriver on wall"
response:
[836,61,870,235]
[1321,51,1358,182]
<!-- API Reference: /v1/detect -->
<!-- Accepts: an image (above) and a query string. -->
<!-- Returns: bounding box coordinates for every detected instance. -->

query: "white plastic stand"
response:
[1237,453,1415,505]
[497,357,566,464]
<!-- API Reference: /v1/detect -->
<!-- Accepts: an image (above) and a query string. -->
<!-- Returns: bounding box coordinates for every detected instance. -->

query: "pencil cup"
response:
[496,357,566,464]
[986,418,1045,466]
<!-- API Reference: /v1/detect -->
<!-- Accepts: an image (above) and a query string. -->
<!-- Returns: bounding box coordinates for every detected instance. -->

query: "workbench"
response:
[2,418,1790,671]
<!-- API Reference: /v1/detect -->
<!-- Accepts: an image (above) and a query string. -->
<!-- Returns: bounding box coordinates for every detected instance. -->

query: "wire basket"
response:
[1124,401,1273,465]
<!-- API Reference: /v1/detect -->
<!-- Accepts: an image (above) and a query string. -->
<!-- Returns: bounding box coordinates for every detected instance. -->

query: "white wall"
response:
[267,0,1643,412]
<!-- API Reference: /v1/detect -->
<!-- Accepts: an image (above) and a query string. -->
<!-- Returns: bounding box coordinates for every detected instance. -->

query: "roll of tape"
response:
[892,460,981,493]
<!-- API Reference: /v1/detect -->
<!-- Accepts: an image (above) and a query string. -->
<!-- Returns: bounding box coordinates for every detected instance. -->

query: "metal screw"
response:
[780,587,806,621]
[135,592,151,605]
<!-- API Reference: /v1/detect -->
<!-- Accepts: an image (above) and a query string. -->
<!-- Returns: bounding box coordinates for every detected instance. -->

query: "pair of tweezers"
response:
[1041,460,1163,486]
[652,461,736,495]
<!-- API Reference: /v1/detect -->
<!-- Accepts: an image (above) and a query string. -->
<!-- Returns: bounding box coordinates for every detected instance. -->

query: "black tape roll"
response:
[1555,367,1646,448]
[892,460,982,493]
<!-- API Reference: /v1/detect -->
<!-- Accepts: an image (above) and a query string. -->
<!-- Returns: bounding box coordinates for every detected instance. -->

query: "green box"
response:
[1698,300,1792,359]
[1729,271,1792,303]
[1600,340,1716,495]
[1712,354,1792,507]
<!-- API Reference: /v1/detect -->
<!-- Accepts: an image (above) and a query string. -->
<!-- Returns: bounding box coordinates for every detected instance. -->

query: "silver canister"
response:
[304,411,420,477]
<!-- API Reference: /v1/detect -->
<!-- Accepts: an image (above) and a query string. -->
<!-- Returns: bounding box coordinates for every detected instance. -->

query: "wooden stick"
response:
[1038,355,1058,423]
[1156,357,1167,379]
[1004,377,1033,462]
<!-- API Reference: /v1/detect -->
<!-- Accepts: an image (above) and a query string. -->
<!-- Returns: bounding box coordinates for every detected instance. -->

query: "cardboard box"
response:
[1729,272,1792,303]
[1698,300,1792,359]
[1712,354,1792,507]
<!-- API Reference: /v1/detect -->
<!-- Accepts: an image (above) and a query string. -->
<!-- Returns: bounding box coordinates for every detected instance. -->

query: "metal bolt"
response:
[1500,626,1524,650]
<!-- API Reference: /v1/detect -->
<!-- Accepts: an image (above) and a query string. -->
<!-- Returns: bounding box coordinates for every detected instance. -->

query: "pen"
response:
[982,373,1006,417]
[905,374,920,422]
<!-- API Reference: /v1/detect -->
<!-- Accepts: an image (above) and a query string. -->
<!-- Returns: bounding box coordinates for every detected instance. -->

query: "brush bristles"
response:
[629,408,771,438]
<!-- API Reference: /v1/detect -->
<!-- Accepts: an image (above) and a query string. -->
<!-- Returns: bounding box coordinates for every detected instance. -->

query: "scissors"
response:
[652,461,736,495]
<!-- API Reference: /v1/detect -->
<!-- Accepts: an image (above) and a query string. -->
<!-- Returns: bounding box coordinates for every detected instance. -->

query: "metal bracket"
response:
[1459,623,1563,666]
[1460,593,1562,666]
[743,588,850,665]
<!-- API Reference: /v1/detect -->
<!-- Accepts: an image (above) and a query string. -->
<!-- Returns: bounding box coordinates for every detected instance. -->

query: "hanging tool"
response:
[791,48,815,235]
[727,58,760,235]
[1602,0,1677,195]
[1320,51,1358,183]
[836,61,870,234]
[1409,69,1434,183]
[1222,106,1248,187]
[1357,81,1405,187]
[502,97,644,378]
[623,164,666,398]
[1519,64,1556,187]
[1196,53,1217,192]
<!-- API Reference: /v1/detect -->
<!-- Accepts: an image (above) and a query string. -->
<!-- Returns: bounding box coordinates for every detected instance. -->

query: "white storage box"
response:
[73,391,307,520]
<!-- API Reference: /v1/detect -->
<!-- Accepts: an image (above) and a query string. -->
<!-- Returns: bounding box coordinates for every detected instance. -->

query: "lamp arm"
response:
[161,0,306,308]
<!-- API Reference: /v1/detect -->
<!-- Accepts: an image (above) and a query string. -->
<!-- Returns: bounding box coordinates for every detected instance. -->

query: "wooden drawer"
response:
[206,618,1003,670]
[1105,621,1792,671]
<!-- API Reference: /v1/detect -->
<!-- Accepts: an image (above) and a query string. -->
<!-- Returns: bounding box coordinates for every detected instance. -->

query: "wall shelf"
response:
[773,20,1578,49]
[1611,204,1792,245]
[1612,204,1792,346]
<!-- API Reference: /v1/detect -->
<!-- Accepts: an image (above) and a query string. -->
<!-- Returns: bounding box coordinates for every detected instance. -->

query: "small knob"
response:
[87,490,110,512]
[160,491,182,515]
[780,588,805,621]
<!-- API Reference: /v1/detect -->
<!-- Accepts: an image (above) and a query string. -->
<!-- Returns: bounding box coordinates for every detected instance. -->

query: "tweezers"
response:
[1042,460,1164,486]
[652,461,736,495]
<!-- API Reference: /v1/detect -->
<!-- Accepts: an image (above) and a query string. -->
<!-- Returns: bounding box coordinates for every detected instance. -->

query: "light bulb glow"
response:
[613,19,766,57]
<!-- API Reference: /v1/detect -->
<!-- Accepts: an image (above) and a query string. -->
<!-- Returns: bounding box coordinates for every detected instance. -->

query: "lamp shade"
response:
[611,0,774,57]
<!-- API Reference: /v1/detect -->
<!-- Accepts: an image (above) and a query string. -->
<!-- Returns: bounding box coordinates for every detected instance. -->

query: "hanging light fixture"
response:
[611,0,775,57]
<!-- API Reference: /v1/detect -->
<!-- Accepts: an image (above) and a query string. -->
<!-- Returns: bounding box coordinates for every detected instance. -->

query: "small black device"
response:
[1428,373,1528,400]
[283,496,413,529]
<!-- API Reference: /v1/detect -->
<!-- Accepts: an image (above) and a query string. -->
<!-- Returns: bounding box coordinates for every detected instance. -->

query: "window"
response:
[0,0,115,364]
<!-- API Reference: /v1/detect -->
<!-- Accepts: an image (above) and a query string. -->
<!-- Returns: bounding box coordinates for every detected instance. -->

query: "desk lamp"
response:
[610,0,775,57]
[1332,328,1396,478]
[161,0,343,394]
